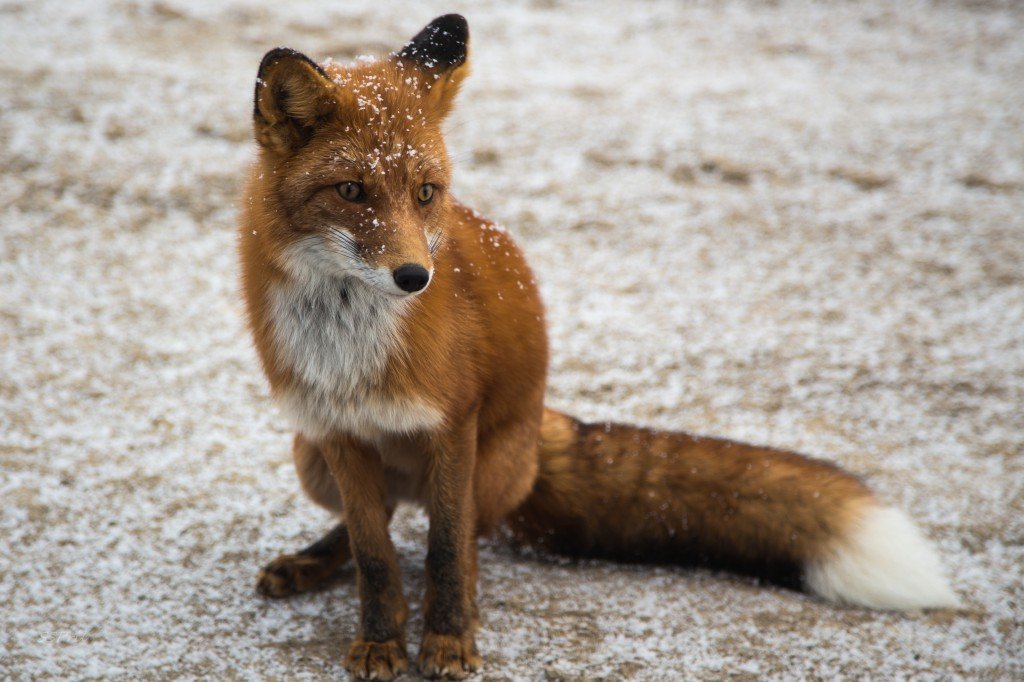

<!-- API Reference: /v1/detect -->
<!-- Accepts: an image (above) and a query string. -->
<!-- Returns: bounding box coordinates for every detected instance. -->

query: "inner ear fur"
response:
[254,48,337,154]
[394,14,470,120]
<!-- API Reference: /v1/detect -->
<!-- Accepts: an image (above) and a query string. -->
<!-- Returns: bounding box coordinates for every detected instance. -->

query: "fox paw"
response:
[346,638,409,680]
[418,632,481,679]
[256,553,338,598]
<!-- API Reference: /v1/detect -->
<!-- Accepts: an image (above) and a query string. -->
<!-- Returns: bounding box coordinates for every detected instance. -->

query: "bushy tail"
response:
[507,409,959,610]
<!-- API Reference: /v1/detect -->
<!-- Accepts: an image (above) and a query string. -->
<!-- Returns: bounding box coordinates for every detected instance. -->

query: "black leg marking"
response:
[425,530,466,635]
[358,556,402,643]
[300,523,349,559]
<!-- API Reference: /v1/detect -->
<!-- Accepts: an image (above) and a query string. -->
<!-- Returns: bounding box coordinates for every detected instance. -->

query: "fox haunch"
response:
[238,14,958,681]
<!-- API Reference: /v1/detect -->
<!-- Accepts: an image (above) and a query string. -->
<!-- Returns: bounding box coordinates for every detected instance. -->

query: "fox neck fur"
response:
[267,241,444,444]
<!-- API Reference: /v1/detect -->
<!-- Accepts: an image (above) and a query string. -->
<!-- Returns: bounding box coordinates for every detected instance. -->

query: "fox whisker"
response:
[323,230,368,266]
[428,229,445,257]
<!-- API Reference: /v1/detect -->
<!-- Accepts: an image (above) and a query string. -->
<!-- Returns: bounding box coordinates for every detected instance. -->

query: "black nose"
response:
[393,264,430,293]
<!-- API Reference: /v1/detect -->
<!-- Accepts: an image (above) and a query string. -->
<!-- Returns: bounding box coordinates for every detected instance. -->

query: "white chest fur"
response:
[267,262,443,442]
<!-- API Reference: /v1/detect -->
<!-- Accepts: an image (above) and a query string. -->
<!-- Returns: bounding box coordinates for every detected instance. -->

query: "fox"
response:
[238,14,960,680]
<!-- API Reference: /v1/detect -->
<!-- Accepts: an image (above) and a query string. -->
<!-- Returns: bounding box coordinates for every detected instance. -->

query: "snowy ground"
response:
[2,0,1022,679]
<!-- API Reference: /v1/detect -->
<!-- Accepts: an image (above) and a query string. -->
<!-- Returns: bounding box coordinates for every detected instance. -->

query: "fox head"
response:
[250,15,469,297]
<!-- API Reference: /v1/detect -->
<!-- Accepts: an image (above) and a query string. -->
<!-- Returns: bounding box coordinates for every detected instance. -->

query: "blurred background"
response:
[1,1,1021,678]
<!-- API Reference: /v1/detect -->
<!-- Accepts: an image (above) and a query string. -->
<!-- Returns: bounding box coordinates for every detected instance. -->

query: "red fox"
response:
[239,14,959,680]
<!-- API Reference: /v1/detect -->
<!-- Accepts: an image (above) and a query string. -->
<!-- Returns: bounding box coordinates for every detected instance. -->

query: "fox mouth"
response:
[320,239,433,298]
[281,229,438,299]
[340,257,432,299]
[320,228,439,298]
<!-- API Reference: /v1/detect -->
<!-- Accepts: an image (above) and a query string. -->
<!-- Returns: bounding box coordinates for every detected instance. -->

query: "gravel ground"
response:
[1,0,1022,679]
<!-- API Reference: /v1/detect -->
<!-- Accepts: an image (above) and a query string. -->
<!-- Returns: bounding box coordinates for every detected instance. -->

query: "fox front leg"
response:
[322,437,409,680]
[418,413,482,679]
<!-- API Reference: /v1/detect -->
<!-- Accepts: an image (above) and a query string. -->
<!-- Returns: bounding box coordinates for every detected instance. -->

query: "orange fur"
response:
[240,15,956,680]
[513,410,872,579]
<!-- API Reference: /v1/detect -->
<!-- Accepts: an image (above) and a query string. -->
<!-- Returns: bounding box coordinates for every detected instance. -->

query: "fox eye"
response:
[417,183,435,205]
[337,182,365,202]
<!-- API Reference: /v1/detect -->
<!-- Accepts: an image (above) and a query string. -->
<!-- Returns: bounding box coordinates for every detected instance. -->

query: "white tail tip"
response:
[805,504,961,610]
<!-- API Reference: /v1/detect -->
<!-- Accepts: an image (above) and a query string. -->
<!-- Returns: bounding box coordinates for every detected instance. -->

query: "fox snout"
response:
[350,247,434,298]
[351,226,435,297]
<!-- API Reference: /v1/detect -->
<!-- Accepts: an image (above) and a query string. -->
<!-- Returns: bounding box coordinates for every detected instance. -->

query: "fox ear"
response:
[253,48,337,154]
[395,14,470,119]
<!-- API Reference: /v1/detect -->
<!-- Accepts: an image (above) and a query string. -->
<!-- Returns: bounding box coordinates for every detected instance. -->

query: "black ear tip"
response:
[254,47,331,120]
[431,13,469,40]
[399,14,470,68]
[258,47,299,79]
[257,47,325,81]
